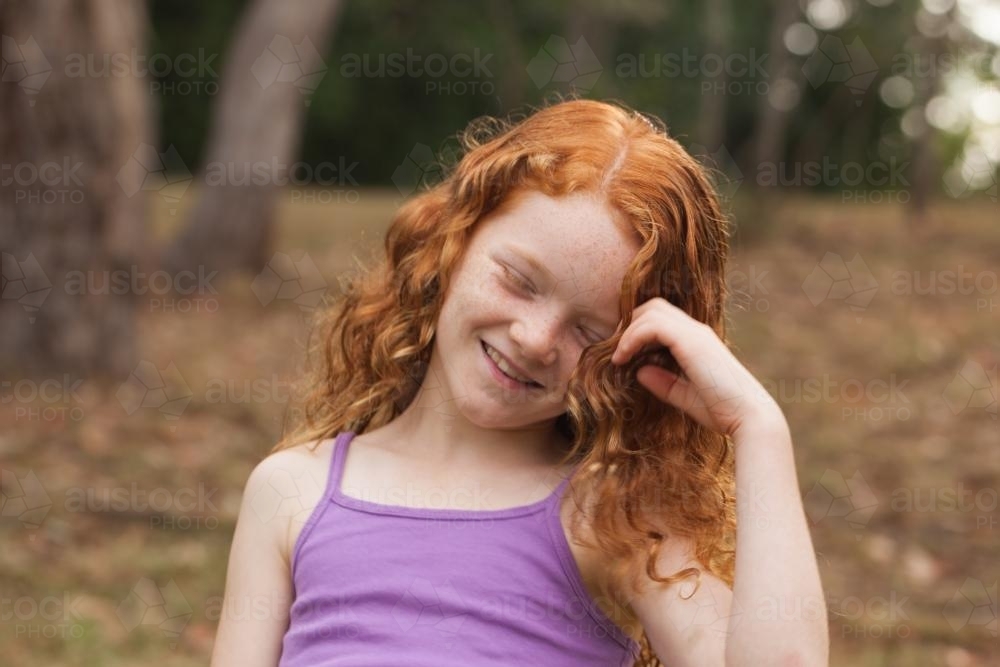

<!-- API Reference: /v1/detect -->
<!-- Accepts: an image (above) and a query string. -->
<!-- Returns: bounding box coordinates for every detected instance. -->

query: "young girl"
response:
[210,98,828,667]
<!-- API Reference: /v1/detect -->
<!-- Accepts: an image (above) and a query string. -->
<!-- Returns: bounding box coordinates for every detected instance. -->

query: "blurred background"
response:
[1,0,997,665]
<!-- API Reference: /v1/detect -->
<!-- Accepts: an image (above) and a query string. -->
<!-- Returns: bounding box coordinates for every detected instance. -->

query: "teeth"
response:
[484,343,535,385]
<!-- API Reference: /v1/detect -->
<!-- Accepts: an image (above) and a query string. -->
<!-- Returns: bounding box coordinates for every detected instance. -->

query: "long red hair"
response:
[274,96,736,665]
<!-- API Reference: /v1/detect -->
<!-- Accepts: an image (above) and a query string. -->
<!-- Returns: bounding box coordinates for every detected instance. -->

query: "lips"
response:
[481,340,543,388]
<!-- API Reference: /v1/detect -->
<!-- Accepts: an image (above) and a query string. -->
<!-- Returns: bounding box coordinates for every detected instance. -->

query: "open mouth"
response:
[481,340,543,388]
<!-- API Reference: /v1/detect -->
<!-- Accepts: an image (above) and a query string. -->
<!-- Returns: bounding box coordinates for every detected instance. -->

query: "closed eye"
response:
[499,262,606,345]
[500,264,536,295]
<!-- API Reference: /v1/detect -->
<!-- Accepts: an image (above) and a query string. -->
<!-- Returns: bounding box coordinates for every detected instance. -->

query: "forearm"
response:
[724,418,829,667]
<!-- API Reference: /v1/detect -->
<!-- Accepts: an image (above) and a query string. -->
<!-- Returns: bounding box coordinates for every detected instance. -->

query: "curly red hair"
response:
[273,96,736,665]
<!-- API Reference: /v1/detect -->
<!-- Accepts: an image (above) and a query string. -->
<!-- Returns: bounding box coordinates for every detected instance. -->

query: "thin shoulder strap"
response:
[288,430,356,580]
[325,430,355,499]
[542,463,578,510]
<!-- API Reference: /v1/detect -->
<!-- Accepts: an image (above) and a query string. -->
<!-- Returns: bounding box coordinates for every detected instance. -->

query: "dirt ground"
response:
[2,189,997,666]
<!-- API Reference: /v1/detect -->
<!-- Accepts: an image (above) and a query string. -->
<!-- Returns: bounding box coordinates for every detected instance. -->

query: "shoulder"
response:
[246,438,338,498]
[242,437,340,563]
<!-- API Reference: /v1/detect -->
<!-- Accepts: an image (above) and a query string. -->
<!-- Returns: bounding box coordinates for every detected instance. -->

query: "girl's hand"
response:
[610,297,785,440]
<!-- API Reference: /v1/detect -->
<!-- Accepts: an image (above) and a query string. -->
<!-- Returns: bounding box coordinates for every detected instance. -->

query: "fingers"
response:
[614,320,716,382]
[612,310,697,366]
[636,366,712,427]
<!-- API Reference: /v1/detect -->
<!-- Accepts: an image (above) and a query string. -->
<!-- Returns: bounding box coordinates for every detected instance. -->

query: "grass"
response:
[1,187,997,666]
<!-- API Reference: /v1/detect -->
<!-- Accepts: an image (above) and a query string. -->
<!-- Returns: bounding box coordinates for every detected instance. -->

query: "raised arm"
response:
[611,297,829,666]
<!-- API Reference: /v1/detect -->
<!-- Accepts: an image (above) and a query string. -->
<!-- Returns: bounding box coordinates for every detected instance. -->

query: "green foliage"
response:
[146,0,998,196]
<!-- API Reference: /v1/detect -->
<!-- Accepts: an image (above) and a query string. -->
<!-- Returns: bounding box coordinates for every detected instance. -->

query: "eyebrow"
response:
[506,245,619,332]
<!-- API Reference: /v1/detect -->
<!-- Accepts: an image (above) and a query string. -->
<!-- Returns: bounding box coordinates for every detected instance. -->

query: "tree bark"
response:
[907,31,946,228]
[0,0,149,379]
[753,0,800,171]
[161,0,344,278]
[488,0,527,111]
[698,0,730,150]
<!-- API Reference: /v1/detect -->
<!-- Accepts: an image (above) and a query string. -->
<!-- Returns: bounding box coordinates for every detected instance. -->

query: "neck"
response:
[376,392,570,471]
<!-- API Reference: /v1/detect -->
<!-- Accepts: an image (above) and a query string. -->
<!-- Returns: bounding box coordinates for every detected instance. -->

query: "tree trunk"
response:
[698,0,730,150]
[161,0,344,278]
[907,31,946,228]
[488,0,527,111]
[0,0,149,379]
[753,0,800,171]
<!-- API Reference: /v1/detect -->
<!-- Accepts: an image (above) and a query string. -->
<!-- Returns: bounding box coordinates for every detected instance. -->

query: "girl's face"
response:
[432,188,641,429]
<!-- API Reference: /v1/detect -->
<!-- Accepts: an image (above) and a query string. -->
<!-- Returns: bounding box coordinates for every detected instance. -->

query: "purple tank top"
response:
[278,430,642,666]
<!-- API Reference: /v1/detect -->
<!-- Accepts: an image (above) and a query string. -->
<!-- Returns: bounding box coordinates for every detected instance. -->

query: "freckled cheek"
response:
[443,273,505,322]
[469,271,508,309]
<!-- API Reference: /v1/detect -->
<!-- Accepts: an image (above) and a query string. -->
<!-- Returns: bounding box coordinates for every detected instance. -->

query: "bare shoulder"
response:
[244,438,339,565]
[212,439,337,667]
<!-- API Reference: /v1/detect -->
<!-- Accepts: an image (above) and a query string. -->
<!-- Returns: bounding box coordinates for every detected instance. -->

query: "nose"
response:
[509,310,560,368]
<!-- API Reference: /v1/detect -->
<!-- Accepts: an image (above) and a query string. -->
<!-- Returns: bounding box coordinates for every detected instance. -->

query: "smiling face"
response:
[430,188,641,429]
